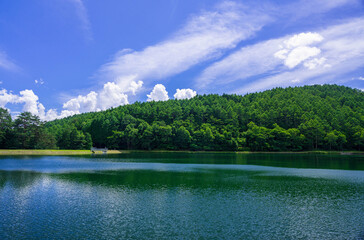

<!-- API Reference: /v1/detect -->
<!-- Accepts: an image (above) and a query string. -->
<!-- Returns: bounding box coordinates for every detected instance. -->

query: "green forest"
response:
[1,84,363,151]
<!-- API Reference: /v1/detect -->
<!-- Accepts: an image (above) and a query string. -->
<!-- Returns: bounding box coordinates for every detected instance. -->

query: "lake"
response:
[0,152,363,239]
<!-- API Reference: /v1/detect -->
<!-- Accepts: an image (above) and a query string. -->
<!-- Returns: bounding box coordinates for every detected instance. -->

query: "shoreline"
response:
[0,149,363,156]
[0,149,123,156]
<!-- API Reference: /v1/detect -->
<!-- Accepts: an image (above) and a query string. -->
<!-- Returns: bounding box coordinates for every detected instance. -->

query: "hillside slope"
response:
[45,85,364,151]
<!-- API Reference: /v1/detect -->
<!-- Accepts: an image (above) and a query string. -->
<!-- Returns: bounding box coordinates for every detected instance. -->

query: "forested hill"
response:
[1,85,364,151]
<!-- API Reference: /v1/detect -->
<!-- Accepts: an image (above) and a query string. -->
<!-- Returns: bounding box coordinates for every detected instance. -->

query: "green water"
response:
[0,152,363,239]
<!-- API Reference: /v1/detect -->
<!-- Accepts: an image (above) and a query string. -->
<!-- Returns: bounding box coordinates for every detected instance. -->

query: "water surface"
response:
[0,152,363,239]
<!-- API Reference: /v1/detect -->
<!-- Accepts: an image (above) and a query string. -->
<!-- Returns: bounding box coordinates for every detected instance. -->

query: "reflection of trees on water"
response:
[0,171,42,189]
[76,152,364,170]
[52,170,240,190]
[51,169,363,201]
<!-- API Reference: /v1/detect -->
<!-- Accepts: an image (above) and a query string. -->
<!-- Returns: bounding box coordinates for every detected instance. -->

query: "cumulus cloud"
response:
[274,32,324,69]
[98,82,129,110]
[62,80,131,114]
[174,88,197,100]
[147,84,169,102]
[284,46,321,68]
[283,32,323,48]
[63,91,98,113]
[128,80,143,95]
[18,90,40,115]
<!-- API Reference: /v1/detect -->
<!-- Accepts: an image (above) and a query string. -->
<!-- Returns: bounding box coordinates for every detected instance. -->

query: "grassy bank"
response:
[0,149,122,155]
[0,149,362,156]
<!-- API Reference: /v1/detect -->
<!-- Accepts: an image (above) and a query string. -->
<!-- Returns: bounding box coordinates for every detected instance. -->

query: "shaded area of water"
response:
[0,153,363,239]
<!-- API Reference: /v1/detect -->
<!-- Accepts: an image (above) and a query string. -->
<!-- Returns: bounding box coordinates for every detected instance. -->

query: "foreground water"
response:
[0,153,363,239]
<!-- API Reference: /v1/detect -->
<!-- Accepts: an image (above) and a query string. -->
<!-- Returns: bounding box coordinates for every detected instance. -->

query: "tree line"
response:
[1,85,364,151]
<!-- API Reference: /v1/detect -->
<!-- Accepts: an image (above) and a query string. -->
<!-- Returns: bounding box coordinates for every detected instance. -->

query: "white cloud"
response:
[62,81,130,114]
[0,89,20,108]
[147,84,169,102]
[284,46,321,68]
[59,110,78,119]
[99,1,271,91]
[358,77,364,80]
[98,82,129,110]
[174,88,197,100]
[274,49,288,60]
[128,80,143,95]
[283,32,323,49]
[63,91,98,113]
[18,90,40,115]
[38,104,62,121]
[274,32,324,69]
[0,51,18,71]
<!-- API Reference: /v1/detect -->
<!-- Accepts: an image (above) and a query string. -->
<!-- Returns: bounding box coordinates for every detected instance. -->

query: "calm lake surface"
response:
[0,152,363,239]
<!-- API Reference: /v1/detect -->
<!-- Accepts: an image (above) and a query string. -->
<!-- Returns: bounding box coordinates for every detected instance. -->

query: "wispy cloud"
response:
[196,16,364,94]
[0,51,19,72]
[68,0,93,41]
[99,1,272,90]
[280,0,359,20]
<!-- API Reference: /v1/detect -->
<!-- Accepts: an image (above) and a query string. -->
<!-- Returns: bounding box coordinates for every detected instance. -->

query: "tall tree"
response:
[14,112,43,149]
[0,108,12,148]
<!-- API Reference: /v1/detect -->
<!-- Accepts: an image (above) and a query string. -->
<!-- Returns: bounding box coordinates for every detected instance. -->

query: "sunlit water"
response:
[0,152,363,239]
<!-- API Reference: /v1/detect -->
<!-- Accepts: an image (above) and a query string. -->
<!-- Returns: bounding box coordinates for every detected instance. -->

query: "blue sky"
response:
[0,0,364,120]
